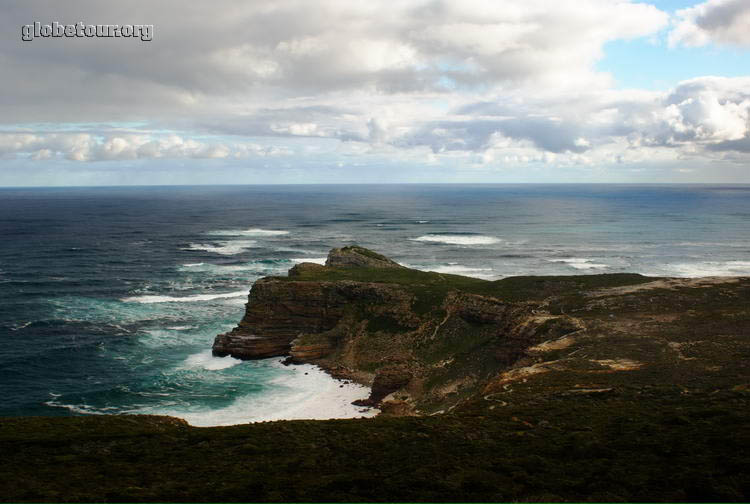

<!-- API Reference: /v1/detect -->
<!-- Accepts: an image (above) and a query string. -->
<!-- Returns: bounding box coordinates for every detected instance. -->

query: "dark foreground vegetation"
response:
[1,388,749,502]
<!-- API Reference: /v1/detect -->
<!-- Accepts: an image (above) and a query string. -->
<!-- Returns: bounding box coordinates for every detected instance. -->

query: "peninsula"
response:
[1,246,749,502]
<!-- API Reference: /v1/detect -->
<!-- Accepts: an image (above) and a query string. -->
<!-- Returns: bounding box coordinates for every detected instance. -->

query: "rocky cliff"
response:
[5,246,749,502]
[214,246,750,416]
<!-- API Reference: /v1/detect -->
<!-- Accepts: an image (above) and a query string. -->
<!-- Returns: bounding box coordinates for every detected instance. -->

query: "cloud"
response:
[383,76,750,164]
[669,0,750,48]
[5,76,749,165]
[0,0,668,124]
[0,132,293,162]
[2,0,749,179]
[707,137,750,152]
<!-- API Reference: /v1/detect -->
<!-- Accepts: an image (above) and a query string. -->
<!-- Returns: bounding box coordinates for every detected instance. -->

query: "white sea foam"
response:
[208,228,289,237]
[183,240,257,255]
[155,359,377,427]
[226,296,250,306]
[177,260,291,274]
[11,321,32,331]
[416,220,429,224]
[675,241,750,248]
[181,349,243,371]
[667,261,750,277]
[44,356,376,427]
[551,258,608,270]
[139,326,213,349]
[44,401,118,415]
[291,257,327,265]
[122,290,247,303]
[411,234,501,246]
[185,264,257,273]
[418,264,496,279]
[182,262,204,267]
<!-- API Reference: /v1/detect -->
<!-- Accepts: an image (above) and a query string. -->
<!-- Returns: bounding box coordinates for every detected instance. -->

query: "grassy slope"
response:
[1,390,748,502]
[275,265,656,313]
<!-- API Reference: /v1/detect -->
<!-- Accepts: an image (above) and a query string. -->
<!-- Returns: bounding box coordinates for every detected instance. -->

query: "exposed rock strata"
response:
[214,245,750,416]
[325,245,404,269]
[214,246,582,411]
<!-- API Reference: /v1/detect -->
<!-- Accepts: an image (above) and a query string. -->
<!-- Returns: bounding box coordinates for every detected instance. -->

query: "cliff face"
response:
[212,247,589,413]
[213,265,416,361]
[213,278,351,359]
[213,248,413,360]
[214,246,750,416]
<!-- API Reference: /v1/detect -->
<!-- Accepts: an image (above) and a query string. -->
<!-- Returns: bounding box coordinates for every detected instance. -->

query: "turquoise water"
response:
[1,184,749,423]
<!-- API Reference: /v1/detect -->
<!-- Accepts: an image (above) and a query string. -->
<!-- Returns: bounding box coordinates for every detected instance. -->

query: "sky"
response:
[0,0,749,186]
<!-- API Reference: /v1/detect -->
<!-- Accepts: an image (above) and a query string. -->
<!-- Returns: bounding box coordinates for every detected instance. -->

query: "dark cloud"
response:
[669,0,750,47]
[401,118,588,154]
[708,136,750,152]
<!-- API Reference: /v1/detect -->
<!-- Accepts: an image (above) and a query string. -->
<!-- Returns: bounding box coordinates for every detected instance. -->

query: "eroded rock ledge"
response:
[213,246,750,416]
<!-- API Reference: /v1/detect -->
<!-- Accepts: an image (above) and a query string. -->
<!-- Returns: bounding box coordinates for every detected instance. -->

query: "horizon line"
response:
[3,181,750,189]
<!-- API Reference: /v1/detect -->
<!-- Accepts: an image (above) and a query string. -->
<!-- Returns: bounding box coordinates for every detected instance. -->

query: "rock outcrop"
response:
[325,245,404,269]
[213,246,750,416]
[213,278,345,359]
[213,246,588,411]
[213,276,415,360]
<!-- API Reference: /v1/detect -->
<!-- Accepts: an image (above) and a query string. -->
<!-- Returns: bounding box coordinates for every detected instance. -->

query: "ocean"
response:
[1,184,750,425]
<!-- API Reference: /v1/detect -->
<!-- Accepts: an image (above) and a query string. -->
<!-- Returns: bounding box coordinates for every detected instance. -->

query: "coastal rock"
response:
[379,399,417,416]
[212,246,748,418]
[212,278,345,359]
[288,262,326,277]
[325,245,404,269]
[212,273,414,360]
[289,336,336,363]
[354,365,413,406]
[212,246,584,413]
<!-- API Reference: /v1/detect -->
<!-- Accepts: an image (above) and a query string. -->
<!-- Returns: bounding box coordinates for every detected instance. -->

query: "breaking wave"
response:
[181,349,243,371]
[411,234,501,246]
[418,263,496,279]
[207,228,289,237]
[183,240,257,255]
[291,257,327,265]
[550,258,609,270]
[122,290,248,304]
[151,359,377,426]
[667,260,750,277]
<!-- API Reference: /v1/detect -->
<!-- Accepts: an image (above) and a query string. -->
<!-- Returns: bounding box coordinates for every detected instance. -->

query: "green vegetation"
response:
[277,265,655,316]
[339,245,392,262]
[275,263,484,288]
[279,264,652,299]
[473,273,656,301]
[367,314,412,333]
[1,389,748,502]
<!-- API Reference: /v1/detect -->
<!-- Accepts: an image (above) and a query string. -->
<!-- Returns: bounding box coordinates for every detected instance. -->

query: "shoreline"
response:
[158,357,378,427]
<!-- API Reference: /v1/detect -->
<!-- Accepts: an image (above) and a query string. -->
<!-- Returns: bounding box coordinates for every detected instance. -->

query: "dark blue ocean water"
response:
[2,184,750,424]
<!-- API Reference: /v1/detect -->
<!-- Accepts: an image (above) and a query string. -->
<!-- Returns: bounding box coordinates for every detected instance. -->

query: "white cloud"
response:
[390,76,750,163]
[5,76,749,167]
[270,123,322,136]
[2,0,749,180]
[0,133,294,162]
[0,0,669,123]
